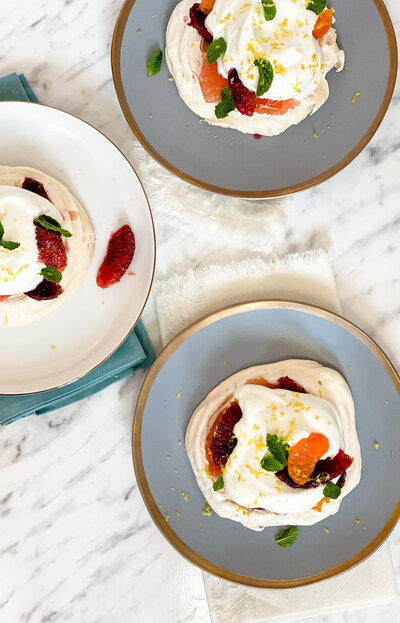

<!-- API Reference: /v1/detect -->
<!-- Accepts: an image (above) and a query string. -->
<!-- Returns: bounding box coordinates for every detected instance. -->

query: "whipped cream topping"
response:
[206,0,324,100]
[0,186,64,295]
[0,166,95,328]
[224,384,343,514]
[185,360,361,530]
[166,0,344,136]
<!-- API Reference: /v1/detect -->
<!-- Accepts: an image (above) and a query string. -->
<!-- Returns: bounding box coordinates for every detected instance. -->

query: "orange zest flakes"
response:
[287,432,329,485]
[313,497,330,512]
[312,9,333,40]
[199,0,215,15]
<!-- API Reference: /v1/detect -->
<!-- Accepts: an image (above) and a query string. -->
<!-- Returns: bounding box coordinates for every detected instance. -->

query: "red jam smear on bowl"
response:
[96,225,136,289]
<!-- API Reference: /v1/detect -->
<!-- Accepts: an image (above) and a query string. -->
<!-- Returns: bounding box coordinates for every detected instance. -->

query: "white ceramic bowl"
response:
[0,101,155,394]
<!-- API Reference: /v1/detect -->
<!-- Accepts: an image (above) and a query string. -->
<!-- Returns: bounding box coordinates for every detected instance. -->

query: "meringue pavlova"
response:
[0,166,94,327]
[186,360,361,531]
[166,0,345,136]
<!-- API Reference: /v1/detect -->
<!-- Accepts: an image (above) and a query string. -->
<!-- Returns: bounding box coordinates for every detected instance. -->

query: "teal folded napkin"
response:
[0,322,154,426]
[0,73,155,425]
[0,72,38,103]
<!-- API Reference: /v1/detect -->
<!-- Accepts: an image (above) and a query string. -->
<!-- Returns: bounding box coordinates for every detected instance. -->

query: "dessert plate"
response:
[0,101,155,394]
[133,301,400,587]
[112,0,397,198]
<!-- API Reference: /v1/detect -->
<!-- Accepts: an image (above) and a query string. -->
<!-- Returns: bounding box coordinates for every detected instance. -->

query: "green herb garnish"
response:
[254,58,274,97]
[0,221,20,250]
[261,455,285,472]
[307,0,326,15]
[275,526,299,547]
[215,87,236,119]
[147,49,163,76]
[207,37,227,64]
[213,474,224,491]
[261,434,289,472]
[323,481,341,500]
[266,434,289,467]
[262,0,277,21]
[35,214,72,238]
[41,265,62,283]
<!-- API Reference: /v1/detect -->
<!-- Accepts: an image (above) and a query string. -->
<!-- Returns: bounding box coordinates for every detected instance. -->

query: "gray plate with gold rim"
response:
[113,0,397,198]
[133,302,400,587]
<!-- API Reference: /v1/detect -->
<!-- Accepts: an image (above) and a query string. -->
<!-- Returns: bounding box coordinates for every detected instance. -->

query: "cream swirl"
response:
[185,360,361,530]
[0,186,64,295]
[224,384,343,514]
[166,0,344,136]
[206,0,324,100]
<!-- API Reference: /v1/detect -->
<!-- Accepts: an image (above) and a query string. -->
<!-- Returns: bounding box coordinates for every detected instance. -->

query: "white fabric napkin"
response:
[153,249,397,623]
[121,132,287,254]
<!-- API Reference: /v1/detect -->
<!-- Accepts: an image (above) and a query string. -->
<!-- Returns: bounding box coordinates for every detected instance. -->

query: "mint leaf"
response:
[147,49,163,76]
[41,265,62,283]
[275,526,299,547]
[213,474,224,491]
[266,434,289,467]
[207,37,227,64]
[215,87,236,119]
[0,222,20,250]
[307,0,326,15]
[254,59,274,97]
[262,0,277,21]
[323,481,341,500]
[35,214,72,238]
[261,455,284,472]
[1,240,20,250]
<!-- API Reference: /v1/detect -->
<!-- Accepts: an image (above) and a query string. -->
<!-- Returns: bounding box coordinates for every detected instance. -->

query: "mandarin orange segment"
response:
[312,8,333,40]
[199,0,215,15]
[199,56,229,103]
[287,432,330,485]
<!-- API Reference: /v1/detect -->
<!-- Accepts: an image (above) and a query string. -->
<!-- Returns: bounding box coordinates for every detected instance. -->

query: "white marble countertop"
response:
[0,1,399,621]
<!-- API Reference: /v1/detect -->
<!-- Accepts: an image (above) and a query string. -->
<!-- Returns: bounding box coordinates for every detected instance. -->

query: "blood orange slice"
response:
[255,98,300,116]
[96,224,135,289]
[35,225,67,272]
[205,401,243,477]
[199,57,229,103]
